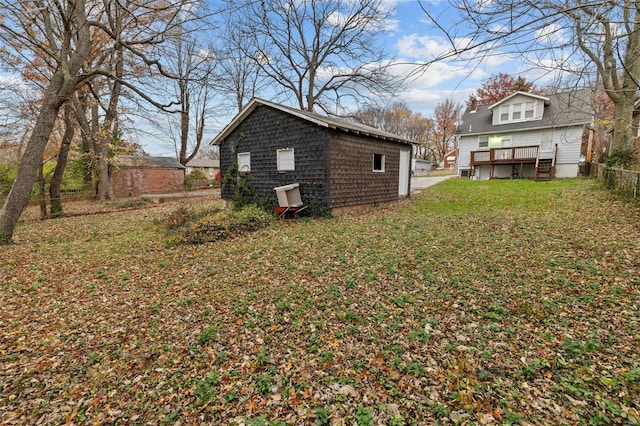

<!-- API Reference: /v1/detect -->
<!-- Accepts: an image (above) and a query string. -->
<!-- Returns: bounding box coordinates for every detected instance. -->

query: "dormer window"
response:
[500,106,509,122]
[489,92,548,125]
[498,101,537,123]
[525,102,535,118]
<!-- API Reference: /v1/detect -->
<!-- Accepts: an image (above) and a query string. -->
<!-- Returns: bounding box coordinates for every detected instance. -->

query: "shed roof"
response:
[210,98,414,145]
[115,156,185,169]
[458,89,592,137]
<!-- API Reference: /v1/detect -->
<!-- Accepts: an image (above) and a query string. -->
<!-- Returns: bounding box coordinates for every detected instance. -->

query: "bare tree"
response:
[0,0,198,243]
[165,30,217,165]
[420,0,640,164]
[226,0,402,113]
[213,10,268,113]
[354,101,434,159]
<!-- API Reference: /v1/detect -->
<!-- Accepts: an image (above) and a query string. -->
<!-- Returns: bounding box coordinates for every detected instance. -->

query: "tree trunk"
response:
[0,93,64,243]
[97,137,112,201]
[609,97,635,156]
[50,105,74,217]
[38,164,47,220]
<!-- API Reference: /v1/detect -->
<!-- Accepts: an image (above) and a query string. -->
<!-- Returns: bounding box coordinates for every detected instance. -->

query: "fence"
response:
[589,162,640,201]
[0,188,95,208]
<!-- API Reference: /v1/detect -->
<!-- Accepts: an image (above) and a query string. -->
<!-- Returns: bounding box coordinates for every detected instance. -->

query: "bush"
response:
[0,162,18,196]
[165,204,274,245]
[185,169,209,190]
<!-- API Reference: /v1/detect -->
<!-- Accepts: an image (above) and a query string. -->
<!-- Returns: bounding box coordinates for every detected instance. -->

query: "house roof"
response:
[458,89,593,137]
[115,155,185,169]
[186,158,220,168]
[487,91,549,110]
[210,98,415,146]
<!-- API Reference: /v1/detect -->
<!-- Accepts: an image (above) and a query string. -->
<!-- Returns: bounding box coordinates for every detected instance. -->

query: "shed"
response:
[111,156,185,197]
[211,98,413,214]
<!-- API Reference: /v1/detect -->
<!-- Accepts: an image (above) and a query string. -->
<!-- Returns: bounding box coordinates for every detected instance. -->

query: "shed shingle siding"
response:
[220,105,330,206]
[328,133,401,208]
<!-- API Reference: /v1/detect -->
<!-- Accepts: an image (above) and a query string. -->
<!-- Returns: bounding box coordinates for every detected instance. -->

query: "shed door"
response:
[398,148,410,196]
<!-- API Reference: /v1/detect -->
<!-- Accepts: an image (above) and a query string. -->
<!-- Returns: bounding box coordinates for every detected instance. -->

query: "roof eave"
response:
[488,91,551,110]
[457,121,590,137]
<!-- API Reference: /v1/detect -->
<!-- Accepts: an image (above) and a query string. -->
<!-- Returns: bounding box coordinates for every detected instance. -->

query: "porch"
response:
[470,145,556,180]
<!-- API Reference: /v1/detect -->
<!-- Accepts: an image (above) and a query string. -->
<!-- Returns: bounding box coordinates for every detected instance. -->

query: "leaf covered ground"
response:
[1,179,639,425]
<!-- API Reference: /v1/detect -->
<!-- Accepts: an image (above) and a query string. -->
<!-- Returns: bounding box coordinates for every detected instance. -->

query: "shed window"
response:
[237,152,251,173]
[277,148,295,172]
[373,153,385,172]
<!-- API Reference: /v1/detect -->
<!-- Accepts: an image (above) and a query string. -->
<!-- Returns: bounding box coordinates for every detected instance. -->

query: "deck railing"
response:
[471,145,539,165]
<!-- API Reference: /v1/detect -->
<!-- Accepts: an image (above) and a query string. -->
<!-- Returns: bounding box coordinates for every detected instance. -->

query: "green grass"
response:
[1,178,639,424]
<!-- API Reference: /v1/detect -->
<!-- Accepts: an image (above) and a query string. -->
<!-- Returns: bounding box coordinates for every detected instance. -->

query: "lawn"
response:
[1,179,639,425]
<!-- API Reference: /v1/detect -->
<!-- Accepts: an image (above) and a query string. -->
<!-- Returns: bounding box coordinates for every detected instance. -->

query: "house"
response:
[211,98,413,214]
[456,89,592,180]
[443,149,457,170]
[185,158,220,180]
[111,156,185,197]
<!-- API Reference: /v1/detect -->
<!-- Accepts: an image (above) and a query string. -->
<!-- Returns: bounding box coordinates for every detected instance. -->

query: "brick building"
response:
[111,156,185,197]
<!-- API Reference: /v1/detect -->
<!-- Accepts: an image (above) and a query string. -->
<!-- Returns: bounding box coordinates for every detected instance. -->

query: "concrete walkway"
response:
[410,174,456,193]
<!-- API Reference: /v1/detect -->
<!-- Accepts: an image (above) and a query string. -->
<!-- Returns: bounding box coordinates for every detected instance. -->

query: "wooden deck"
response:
[470,145,556,180]
[470,146,539,165]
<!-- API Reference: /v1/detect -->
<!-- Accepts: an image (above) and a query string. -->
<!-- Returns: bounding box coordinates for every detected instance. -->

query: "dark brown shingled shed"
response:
[211,99,414,214]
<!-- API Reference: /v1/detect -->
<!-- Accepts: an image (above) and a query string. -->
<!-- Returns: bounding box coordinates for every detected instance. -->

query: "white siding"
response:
[457,125,585,178]
[553,127,584,165]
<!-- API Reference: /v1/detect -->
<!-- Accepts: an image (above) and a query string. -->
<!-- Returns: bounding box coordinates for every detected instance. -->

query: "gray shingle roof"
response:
[210,98,415,145]
[458,89,593,136]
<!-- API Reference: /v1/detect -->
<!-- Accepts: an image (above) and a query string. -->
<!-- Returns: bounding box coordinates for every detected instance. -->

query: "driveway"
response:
[410,174,456,193]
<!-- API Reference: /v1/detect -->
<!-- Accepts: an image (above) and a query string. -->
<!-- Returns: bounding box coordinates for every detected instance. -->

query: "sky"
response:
[0,0,559,157]
[140,0,541,156]
[383,0,550,116]
[138,0,581,156]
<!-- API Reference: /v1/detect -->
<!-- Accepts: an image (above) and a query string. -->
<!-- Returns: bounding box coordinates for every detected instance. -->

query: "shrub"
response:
[166,204,274,245]
[185,168,208,190]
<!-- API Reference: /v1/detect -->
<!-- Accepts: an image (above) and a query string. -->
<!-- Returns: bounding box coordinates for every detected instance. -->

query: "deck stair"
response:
[535,159,554,181]
[534,144,557,181]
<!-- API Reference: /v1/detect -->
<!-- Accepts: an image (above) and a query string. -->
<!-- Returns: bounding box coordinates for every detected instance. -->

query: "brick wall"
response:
[112,168,185,197]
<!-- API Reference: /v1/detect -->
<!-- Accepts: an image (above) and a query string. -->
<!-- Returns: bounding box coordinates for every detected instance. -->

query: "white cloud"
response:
[395,33,478,62]
[535,23,567,44]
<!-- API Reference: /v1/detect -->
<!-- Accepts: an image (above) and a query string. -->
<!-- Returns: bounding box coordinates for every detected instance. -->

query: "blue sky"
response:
[136,0,564,156]
[0,0,563,157]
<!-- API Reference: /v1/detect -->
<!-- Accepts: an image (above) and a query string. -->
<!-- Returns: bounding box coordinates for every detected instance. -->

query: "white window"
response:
[512,103,522,120]
[478,136,489,148]
[373,153,385,172]
[237,152,251,173]
[500,106,509,122]
[540,130,553,152]
[525,102,535,118]
[277,148,295,172]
